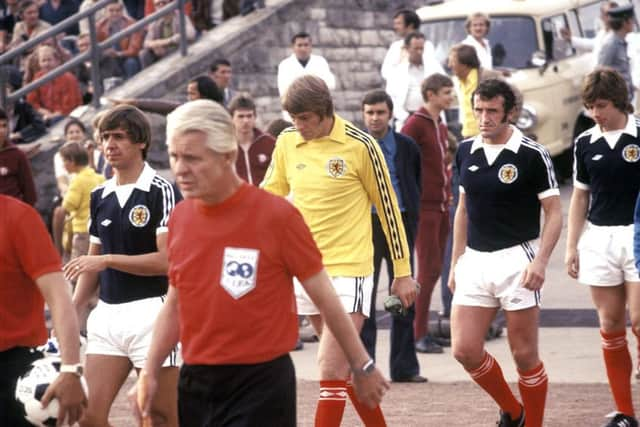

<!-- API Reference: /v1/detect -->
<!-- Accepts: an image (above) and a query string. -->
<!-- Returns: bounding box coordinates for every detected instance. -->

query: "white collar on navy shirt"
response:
[470,125,523,154]
[101,162,155,199]
[589,113,637,144]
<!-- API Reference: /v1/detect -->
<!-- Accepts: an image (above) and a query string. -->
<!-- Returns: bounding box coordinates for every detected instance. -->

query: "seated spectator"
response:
[6,88,46,144]
[26,45,82,126]
[0,0,20,53]
[39,0,80,35]
[228,93,275,185]
[0,108,37,205]
[23,37,72,84]
[59,141,105,261]
[79,0,128,35]
[8,0,51,52]
[74,33,120,103]
[139,0,196,68]
[96,0,142,78]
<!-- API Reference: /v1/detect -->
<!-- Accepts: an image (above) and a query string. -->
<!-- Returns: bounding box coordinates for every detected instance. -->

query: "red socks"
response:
[467,352,522,420]
[518,362,548,427]
[601,329,635,417]
[315,380,347,427]
[346,381,387,427]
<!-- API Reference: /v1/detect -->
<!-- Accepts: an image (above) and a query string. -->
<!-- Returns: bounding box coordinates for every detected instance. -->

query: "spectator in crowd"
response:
[566,68,640,427]
[228,93,275,185]
[265,118,292,138]
[8,0,51,56]
[96,0,143,79]
[240,0,265,15]
[23,36,73,85]
[359,89,425,382]
[209,58,233,106]
[39,0,80,34]
[130,99,388,427]
[26,45,82,126]
[138,0,196,68]
[5,87,46,144]
[0,108,37,205]
[262,75,417,427]
[191,0,213,31]
[79,0,128,35]
[59,141,105,262]
[122,0,144,20]
[0,0,20,53]
[386,31,445,131]
[277,32,335,100]
[0,194,87,427]
[598,4,635,101]
[74,33,96,104]
[461,12,492,70]
[561,1,618,66]
[380,9,421,81]
[52,118,89,258]
[401,73,454,354]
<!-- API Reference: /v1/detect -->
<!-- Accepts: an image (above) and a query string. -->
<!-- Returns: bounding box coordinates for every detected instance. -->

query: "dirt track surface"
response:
[109,377,639,426]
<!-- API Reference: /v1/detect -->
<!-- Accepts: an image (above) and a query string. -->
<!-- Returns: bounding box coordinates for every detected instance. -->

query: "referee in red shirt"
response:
[130,100,389,426]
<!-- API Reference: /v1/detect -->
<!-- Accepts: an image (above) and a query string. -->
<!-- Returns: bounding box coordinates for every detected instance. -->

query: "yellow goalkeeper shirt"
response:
[261,114,411,278]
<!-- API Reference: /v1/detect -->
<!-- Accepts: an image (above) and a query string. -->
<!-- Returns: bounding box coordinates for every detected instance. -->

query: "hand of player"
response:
[63,255,108,282]
[564,248,579,279]
[128,369,157,427]
[390,276,418,308]
[351,368,390,409]
[520,258,546,291]
[41,373,87,426]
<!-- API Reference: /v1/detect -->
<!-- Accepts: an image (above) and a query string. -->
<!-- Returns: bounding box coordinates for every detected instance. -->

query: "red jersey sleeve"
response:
[13,203,61,280]
[280,206,324,282]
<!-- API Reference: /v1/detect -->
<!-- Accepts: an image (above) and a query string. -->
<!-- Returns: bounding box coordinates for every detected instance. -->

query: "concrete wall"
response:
[29,0,425,215]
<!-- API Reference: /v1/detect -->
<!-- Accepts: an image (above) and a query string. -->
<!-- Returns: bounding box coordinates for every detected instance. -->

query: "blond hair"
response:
[166,100,237,153]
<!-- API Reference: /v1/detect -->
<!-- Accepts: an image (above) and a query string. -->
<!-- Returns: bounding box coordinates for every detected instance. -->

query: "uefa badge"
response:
[220,247,259,299]
[128,205,150,227]
[498,164,518,184]
[326,157,347,178]
[622,144,640,163]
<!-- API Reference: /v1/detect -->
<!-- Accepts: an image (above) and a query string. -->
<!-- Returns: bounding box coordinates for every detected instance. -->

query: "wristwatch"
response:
[355,359,376,376]
[60,363,84,377]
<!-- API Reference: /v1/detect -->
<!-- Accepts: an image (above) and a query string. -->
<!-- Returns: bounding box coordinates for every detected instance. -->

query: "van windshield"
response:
[421,16,538,70]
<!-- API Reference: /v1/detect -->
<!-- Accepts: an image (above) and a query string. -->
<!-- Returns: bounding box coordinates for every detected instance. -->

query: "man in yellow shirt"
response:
[60,141,105,261]
[262,75,418,427]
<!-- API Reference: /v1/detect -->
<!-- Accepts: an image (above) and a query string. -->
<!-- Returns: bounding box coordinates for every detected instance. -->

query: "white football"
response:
[15,357,87,427]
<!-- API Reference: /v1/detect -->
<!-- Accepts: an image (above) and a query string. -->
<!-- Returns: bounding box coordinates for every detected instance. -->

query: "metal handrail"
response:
[0,0,189,108]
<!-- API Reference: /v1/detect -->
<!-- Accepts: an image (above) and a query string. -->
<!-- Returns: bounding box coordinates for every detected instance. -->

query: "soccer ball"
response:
[14,357,87,427]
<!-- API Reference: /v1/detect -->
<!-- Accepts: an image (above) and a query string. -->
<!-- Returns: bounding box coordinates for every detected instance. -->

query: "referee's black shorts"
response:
[0,347,43,427]
[178,353,296,427]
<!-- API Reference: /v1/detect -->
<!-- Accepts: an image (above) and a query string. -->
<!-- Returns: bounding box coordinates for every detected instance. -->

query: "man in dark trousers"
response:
[359,90,425,383]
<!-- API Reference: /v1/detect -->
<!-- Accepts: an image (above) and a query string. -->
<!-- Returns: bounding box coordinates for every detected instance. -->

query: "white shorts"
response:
[452,240,542,311]
[578,223,640,286]
[295,275,373,316]
[86,296,181,368]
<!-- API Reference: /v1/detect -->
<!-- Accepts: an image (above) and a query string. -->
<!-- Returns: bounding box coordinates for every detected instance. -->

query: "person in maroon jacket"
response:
[228,93,276,186]
[0,108,37,205]
[401,73,455,353]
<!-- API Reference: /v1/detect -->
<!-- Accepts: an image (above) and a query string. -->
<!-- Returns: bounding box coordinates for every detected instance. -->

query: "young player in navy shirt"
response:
[566,69,640,427]
[64,105,181,426]
[449,79,562,427]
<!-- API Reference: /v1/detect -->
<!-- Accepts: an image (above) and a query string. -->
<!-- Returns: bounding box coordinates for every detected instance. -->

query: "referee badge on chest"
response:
[220,247,259,299]
[326,157,347,178]
[498,164,518,184]
[622,144,640,163]
[129,205,151,227]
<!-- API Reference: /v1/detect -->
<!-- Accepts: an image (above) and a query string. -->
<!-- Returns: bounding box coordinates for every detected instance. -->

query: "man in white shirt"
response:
[277,32,335,98]
[385,32,445,131]
[380,9,420,81]
[461,12,492,70]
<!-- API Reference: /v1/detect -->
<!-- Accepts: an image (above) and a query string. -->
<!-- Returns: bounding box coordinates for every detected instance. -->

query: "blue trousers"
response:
[360,212,419,380]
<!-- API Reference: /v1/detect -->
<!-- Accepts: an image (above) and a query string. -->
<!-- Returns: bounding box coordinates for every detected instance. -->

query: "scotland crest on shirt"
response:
[221,247,259,299]
[622,144,640,163]
[128,204,151,227]
[498,164,518,184]
[326,157,347,178]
